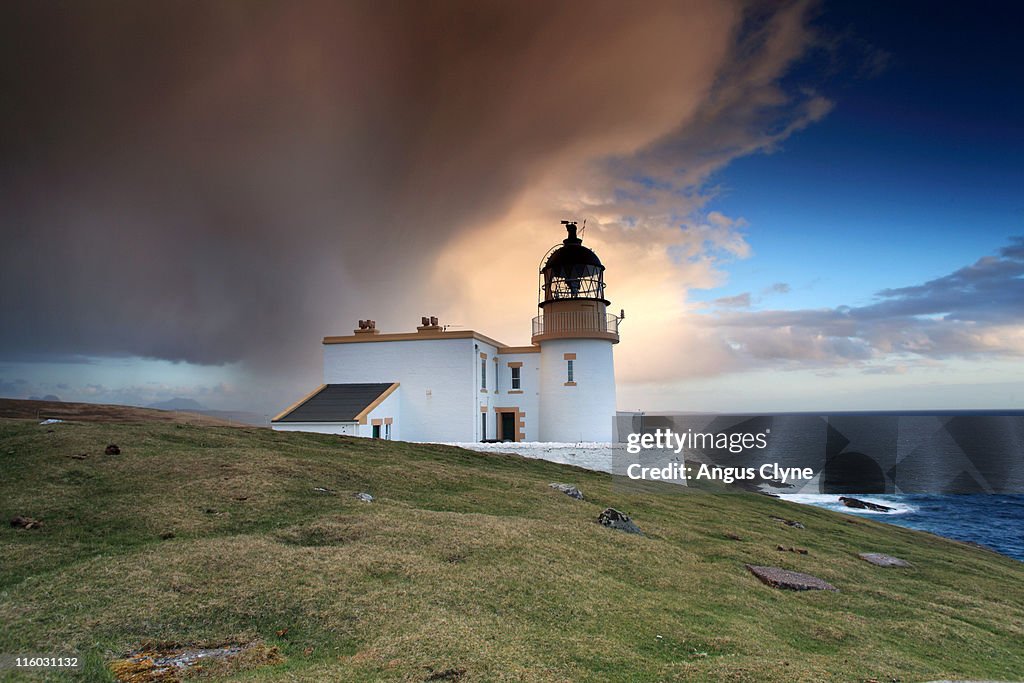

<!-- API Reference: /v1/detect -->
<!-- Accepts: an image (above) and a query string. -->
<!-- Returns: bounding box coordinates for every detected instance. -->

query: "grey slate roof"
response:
[273,383,397,423]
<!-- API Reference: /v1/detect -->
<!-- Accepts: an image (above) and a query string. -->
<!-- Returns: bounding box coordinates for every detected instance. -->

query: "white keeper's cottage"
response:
[272,222,623,442]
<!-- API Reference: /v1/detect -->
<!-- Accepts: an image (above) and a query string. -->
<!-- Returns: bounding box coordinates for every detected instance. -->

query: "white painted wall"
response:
[310,331,616,443]
[359,386,401,439]
[537,338,616,442]
[273,422,358,435]
[324,338,476,442]
[490,350,541,441]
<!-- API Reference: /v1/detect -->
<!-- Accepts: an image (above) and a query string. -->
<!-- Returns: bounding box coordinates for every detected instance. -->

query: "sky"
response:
[1,0,1022,415]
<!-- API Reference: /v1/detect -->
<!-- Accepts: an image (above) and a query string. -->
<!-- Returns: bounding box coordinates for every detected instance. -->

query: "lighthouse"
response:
[272,220,621,443]
[533,221,621,442]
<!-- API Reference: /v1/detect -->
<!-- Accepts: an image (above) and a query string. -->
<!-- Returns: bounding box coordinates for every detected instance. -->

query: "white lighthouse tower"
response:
[533,221,622,442]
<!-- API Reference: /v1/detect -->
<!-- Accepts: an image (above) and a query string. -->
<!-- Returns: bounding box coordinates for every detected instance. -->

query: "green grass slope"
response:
[1,419,1023,682]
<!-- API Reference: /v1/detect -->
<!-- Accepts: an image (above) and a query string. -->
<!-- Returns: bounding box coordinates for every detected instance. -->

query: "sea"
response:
[779,493,1024,562]
[449,441,1024,563]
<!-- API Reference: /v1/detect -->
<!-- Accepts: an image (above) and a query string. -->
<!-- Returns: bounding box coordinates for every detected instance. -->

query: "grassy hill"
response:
[1,416,1023,682]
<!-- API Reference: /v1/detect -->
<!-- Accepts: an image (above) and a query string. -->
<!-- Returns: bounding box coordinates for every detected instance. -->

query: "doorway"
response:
[495,408,520,442]
[500,412,516,442]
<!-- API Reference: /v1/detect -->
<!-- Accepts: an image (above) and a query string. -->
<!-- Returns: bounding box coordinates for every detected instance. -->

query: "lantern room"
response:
[532,221,622,344]
[540,221,609,304]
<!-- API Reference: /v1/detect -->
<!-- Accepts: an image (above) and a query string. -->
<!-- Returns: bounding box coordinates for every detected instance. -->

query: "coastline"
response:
[446,441,1024,563]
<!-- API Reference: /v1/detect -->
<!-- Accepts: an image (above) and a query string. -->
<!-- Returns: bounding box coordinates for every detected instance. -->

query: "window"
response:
[481,357,487,389]
[481,413,487,440]
[511,366,521,390]
[567,359,574,383]
[385,423,392,440]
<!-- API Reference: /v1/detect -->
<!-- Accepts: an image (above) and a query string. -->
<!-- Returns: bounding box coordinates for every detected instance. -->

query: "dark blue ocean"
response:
[781,494,1024,562]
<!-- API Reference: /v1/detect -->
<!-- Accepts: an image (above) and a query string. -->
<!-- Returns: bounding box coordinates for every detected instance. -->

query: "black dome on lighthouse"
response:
[543,233,604,273]
[539,222,608,304]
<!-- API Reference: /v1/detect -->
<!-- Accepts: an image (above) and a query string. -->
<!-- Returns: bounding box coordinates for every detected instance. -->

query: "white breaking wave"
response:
[779,494,917,515]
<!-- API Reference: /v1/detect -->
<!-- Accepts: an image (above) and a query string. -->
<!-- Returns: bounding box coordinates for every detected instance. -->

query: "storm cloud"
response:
[1,0,838,407]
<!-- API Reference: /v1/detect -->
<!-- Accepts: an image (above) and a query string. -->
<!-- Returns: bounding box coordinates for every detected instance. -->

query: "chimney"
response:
[353,319,380,335]
[417,315,442,333]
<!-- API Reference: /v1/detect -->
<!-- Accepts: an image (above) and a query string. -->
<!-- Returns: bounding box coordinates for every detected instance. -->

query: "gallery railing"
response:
[532,311,620,341]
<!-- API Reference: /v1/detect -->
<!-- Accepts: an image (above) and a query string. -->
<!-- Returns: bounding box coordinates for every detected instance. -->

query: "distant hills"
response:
[146,397,206,411]
[0,397,236,425]
[0,397,266,427]
[144,398,267,425]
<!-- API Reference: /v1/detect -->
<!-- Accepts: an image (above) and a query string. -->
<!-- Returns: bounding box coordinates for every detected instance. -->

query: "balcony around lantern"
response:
[531,309,621,344]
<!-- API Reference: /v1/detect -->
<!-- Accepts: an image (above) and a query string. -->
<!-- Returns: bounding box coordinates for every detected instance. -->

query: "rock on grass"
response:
[745,565,837,591]
[549,483,584,500]
[859,552,912,567]
[10,515,42,530]
[776,545,809,555]
[597,508,642,535]
[109,640,282,681]
[770,516,805,529]
[423,667,466,681]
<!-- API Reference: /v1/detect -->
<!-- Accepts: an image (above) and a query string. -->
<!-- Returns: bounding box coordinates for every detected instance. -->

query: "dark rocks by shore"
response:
[839,496,894,512]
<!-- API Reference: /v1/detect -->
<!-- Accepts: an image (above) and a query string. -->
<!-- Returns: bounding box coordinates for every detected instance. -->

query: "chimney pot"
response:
[354,319,379,334]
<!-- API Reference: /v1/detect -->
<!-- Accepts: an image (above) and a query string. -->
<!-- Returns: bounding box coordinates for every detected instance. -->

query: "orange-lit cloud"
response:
[428,0,829,387]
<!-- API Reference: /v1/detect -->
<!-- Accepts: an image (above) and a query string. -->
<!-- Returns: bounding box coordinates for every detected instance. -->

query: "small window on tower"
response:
[481,358,487,389]
[511,366,521,389]
[567,359,574,383]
